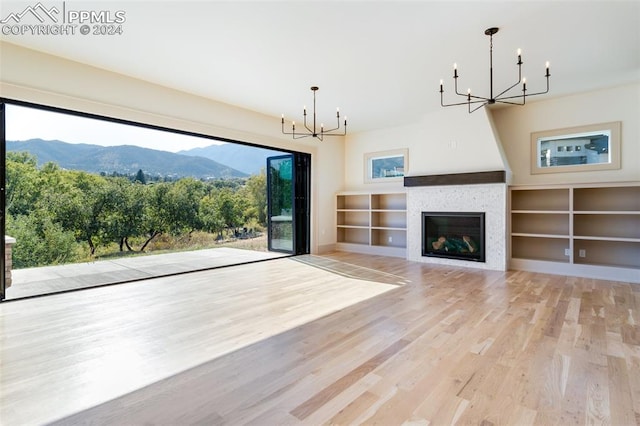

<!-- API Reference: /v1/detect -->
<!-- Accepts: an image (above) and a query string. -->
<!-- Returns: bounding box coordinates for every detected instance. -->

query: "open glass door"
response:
[267,153,310,254]
[0,103,5,301]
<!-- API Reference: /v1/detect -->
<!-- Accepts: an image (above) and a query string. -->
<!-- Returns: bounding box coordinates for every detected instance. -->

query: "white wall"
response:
[343,106,507,191]
[491,83,640,185]
[0,42,344,253]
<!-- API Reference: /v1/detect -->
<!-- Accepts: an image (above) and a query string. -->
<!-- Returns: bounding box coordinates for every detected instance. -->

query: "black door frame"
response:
[266,152,311,255]
[0,103,6,300]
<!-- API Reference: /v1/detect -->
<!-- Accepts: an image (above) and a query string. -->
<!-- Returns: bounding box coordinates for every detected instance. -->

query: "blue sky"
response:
[5,104,224,153]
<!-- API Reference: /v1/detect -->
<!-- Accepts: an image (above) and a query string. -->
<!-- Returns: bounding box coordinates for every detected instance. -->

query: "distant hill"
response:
[178,143,286,175]
[7,139,248,179]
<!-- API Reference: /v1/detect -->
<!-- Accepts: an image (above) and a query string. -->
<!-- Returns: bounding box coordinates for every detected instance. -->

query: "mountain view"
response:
[6,139,278,179]
[178,144,285,175]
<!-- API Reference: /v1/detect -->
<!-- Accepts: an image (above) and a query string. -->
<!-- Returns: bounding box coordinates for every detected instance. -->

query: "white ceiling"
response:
[1,1,639,134]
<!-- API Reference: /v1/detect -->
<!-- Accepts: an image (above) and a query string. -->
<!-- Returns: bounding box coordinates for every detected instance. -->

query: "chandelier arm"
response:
[302,114,315,134]
[469,102,488,113]
[497,83,548,101]
[494,80,523,100]
[451,78,490,101]
[441,96,487,107]
[317,132,345,137]
[453,76,468,97]
[292,133,313,139]
[322,126,341,133]
[494,62,522,99]
[496,99,525,106]
[468,94,490,101]
[499,81,549,99]
[282,123,297,136]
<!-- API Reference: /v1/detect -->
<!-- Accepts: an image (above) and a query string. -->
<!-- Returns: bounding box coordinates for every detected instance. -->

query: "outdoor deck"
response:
[5,247,286,300]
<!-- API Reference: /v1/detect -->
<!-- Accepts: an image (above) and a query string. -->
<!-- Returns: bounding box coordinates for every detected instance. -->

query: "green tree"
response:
[6,213,79,268]
[100,178,147,251]
[244,169,267,225]
[199,192,225,238]
[139,182,171,251]
[5,152,41,217]
[133,169,147,184]
[165,178,205,235]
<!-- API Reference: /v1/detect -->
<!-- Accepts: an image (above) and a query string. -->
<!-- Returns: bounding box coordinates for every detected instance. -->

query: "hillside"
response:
[178,143,285,175]
[7,139,248,179]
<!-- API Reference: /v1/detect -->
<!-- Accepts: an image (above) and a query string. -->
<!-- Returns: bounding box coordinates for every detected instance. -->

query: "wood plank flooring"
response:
[1,252,639,425]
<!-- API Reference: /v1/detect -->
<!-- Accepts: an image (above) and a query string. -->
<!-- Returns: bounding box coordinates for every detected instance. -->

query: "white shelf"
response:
[336,191,407,258]
[510,182,640,283]
[371,226,407,230]
[574,236,640,243]
[511,233,570,239]
[512,210,571,214]
[574,211,640,215]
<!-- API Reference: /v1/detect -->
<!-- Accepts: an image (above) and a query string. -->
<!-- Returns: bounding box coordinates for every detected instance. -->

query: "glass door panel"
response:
[267,155,294,253]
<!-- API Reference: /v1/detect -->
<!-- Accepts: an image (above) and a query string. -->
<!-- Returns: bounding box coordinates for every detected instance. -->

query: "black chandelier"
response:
[281,86,347,141]
[440,27,550,113]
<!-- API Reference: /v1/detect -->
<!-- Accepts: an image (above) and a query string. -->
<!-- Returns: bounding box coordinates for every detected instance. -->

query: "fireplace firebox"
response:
[422,212,485,262]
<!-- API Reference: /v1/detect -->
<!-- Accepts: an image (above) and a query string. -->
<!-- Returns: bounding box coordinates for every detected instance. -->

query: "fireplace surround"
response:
[405,171,507,271]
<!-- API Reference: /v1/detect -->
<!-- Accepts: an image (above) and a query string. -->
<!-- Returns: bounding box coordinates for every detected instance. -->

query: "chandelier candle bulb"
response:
[453,63,458,78]
[440,80,444,92]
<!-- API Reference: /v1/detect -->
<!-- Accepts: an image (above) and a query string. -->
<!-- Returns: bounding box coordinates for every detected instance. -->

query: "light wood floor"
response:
[2,253,639,425]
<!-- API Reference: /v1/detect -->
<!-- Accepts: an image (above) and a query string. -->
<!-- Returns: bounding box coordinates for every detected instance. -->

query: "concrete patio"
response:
[5,247,286,300]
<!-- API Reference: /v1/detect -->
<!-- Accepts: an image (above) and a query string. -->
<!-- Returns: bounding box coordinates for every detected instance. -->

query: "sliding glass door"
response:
[0,99,312,300]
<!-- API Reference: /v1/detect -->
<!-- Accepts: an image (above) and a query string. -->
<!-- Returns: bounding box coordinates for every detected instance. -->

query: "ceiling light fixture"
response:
[281,86,347,141]
[440,27,550,113]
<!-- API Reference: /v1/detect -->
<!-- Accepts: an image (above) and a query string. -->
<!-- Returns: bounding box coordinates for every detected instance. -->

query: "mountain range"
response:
[178,144,285,175]
[7,139,249,179]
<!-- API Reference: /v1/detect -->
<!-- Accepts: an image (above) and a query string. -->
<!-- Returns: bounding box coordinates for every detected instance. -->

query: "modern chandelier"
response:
[281,86,346,141]
[440,27,550,113]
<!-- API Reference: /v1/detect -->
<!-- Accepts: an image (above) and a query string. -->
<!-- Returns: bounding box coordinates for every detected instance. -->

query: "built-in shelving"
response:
[509,182,640,283]
[336,191,407,258]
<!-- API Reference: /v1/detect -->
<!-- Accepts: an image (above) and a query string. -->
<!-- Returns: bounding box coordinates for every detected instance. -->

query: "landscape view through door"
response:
[0,100,310,300]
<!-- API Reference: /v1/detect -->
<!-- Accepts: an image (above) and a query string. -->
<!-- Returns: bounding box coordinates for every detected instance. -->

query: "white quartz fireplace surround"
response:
[405,172,508,271]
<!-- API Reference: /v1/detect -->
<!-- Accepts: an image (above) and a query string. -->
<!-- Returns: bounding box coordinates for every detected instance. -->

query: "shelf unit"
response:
[336,191,407,258]
[509,183,640,283]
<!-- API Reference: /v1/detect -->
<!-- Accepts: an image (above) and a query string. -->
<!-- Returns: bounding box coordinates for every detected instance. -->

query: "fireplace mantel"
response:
[404,170,505,187]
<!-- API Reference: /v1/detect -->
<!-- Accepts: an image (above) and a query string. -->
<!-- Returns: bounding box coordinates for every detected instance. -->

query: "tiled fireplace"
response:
[405,171,507,271]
